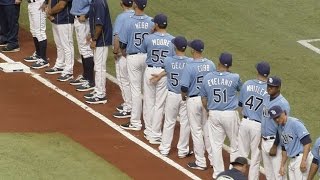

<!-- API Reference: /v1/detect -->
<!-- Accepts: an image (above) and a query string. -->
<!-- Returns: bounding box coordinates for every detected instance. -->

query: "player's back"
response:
[202,71,241,110]
[113,9,134,36]
[240,79,268,121]
[164,56,192,94]
[142,32,175,67]
[180,58,216,97]
[119,14,154,54]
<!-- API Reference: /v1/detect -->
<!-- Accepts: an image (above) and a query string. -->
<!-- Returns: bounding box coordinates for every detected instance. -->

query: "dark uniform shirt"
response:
[89,0,112,47]
[50,0,74,24]
[217,168,248,180]
[0,0,15,5]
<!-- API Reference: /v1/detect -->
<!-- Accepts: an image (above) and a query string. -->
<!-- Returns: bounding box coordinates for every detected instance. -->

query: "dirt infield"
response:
[0,29,266,180]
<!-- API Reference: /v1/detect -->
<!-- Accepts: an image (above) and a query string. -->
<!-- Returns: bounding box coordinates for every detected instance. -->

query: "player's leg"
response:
[26,2,37,60]
[117,56,131,112]
[271,144,287,180]
[1,3,20,51]
[237,119,251,159]
[177,98,191,157]
[261,139,276,180]
[159,91,179,155]
[150,70,167,143]
[187,96,207,168]
[201,107,213,166]
[248,121,262,180]
[223,111,240,163]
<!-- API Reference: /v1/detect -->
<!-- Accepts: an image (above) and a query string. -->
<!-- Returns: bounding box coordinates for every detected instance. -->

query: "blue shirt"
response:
[200,71,241,110]
[70,0,91,16]
[141,32,175,67]
[119,14,154,54]
[278,117,310,158]
[89,0,112,47]
[261,94,290,137]
[50,0,74,24]
[239,79,268,122]
[0,0,15,5]
[180,59,216,97]
[113,9,134,36]
[311,137,320,173]
[163,55,192,94]
[217,168,247,180]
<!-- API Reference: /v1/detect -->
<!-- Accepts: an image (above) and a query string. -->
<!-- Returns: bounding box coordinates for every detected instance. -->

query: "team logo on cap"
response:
[270,110,276,115]
[268,78,273,83]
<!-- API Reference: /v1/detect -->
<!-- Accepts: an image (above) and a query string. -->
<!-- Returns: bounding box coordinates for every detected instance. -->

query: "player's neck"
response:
[176,51,185,56]
[134,9,144,15]
[156,29,166,34]
[257,75,267,82]
[192,53,203,60]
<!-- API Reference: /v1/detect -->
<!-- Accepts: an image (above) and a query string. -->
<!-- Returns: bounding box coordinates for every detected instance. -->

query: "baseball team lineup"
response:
[1,0,320,179]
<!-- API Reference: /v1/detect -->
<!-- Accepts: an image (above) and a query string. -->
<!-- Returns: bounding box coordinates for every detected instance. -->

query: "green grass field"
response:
[18,0,320,147]
[0,133,131,180]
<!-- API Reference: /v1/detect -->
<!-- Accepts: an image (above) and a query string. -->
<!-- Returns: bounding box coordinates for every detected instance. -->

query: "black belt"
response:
[74,15,81,18]
[262,136,276,140]
[128,52,139,55]
[243,116,261,123]
[292,153,300,158]
[28,0,36,3]
[147,65,164,69]
[189,95,199,98]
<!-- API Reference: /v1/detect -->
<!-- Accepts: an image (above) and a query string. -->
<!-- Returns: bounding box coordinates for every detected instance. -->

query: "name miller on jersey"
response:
[246,85,267,96]
[135,22,149,29]
[152,39,170,47]
[207,78,233,87]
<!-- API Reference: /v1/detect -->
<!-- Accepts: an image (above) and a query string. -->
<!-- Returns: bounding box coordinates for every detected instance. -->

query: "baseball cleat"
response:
[57,74,73,82]
[76,81,94,92]
[70,75,86,85]
[187,162,207,171]
[24,54,39,62]
[178,150,194,159]
[113,111,131,118]
[116,104,124,112]
[85,96,107,104]
[1,46,20,53]
[143,133,150,141]
[45,67,63,74]
[84,91,96,99]
[30,59,49,69]
[159,151,169,157]
[149,139,162,145]
[120,122,141,131]
[0,42,8,47]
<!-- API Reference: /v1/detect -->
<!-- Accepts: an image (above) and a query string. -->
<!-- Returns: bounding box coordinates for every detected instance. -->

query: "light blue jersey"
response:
[311,137,320,173]
[163,56,192,94]
[278,117,309,157]
[119,14,154,54]
[70,0,91,16]
[113,9,134,36]
[141,32,175,67]
[200,71,241,110]
[239,79,268,122]
[261,94,290,137]
[180,59,216,97]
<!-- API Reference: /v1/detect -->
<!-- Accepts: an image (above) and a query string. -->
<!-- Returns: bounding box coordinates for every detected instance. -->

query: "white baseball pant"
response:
[93,46,108,98]
[261,138,287,180]
[159,91,190,156]
[126,53,146,128]
[115,55,132,112]
[209,110,240,179]
[187,96,212,168]
[143,66,167,140]
[237,117,261,180]
[27,0,46,41]
[74,18,93,58]
[288,152,313,180]
[52,23,74,74]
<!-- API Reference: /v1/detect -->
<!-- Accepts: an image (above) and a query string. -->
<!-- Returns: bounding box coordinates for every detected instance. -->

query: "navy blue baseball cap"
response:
[171,36,187,50]
[187,39,204,52]
[256,61,270,77]
[152,13,167,26]
[268,105,284,119]
[230,157,249,165]
[122,0,133,6]
[134,0,147,9]
[267,76,281,86]
[219,52,232,67]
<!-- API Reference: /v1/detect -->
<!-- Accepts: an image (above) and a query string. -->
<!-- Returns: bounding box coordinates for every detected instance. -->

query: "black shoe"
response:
[2,46,20,52]
[31,59,50,69]
[45,67,63,74]
[116,104,124,111]
[113,111,131,118]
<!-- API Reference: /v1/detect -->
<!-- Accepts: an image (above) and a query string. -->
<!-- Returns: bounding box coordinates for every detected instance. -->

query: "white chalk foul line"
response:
[297,39,320,54]
[0,52,201,180]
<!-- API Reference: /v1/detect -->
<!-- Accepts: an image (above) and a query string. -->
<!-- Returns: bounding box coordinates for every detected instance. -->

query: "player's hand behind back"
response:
[150,74,161,84]
[269,144,277,156]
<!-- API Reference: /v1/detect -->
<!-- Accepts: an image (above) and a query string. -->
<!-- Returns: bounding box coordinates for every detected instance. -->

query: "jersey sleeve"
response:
[236,75,242,92]
[238,81,247,104]
[294,121,310,140]
[311,138,320,160]
[118,20,128,44]
[199,77,208,97]
[93,2,106,26]
[113,15,122,36]
[140,35,148,53]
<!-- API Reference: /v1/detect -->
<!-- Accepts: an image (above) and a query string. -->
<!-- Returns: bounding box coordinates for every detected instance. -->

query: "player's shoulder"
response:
[315,137,320,147]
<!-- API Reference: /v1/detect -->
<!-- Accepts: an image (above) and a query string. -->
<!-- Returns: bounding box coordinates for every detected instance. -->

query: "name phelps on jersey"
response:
[152,39,170,47]
[207,78,233,87]
[246,85,267,96]
[135,22,149,29]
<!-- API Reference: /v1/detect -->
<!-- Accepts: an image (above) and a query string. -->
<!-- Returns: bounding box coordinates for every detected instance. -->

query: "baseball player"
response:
[140,13,175,144]
[150,36,193,157]
[118,0,154,131]
[236,61,270,180]
[180,39,215,170]
[268,105,313,180]
[261,76,290,180]
[24,0,49,69]
[307,137,320,180]
[112,0,134,118]
[69,0,95,92]
[217,157,249,180]
[84,0,112,104]
[45,0,75,82]
[200,52,242,178]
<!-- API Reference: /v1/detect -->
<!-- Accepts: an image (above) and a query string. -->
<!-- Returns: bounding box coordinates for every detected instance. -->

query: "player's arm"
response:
[113,34,120,54]
[269,131,279,156]
[48,0,68,15]
[300,135,312,172]
[279,147,288,176]
[181,86,188,101]
[307,158,319,180]
[201,97,208,112]
[150,70,166,84]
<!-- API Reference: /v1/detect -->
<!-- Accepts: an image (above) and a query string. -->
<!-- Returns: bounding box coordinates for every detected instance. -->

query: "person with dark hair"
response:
[217,157,249,180]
